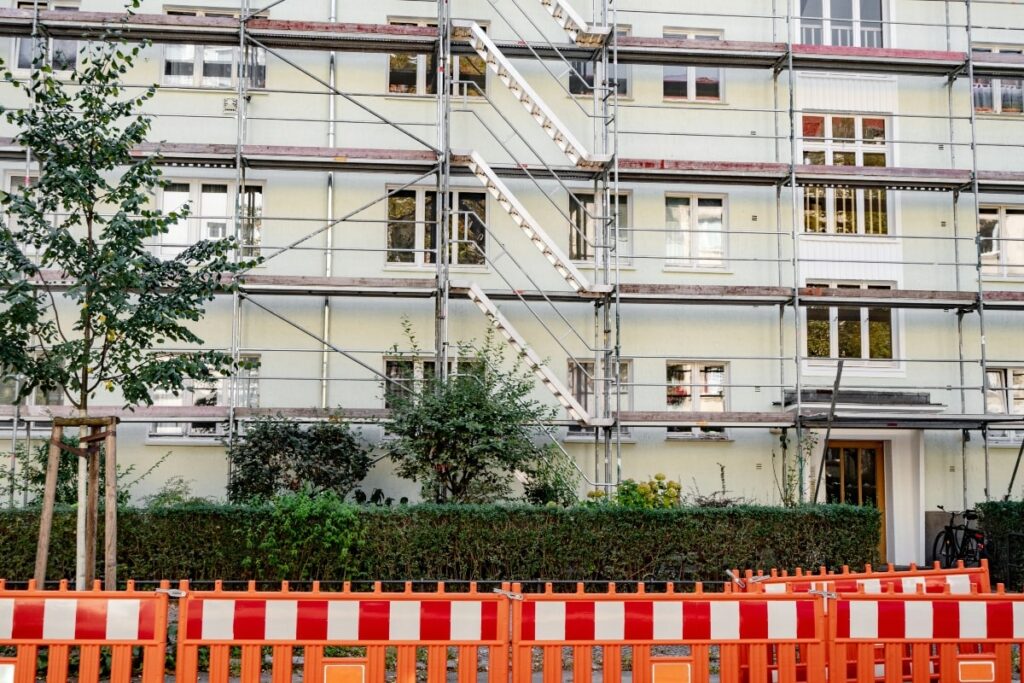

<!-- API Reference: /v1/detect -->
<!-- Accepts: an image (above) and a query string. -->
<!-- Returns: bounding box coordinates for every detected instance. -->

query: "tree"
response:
[226,416,372,503]
[385,328,576,504]
[0,3,256,414]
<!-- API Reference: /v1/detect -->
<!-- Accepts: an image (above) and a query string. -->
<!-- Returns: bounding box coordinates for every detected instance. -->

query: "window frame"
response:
[386,186,488,269]
[798,0,886,48]
[382,356,479,408]
[13,1,79,73]
[661,29,724,103]
[161,7,267,90]
[664,360,729,440]
[986,367,1024,444]
[568,191,631,264]
[801,113,892,237]
[664,192,728,269]
[569,26,632,98]
[157,179,264,260]
[804,282,898,366]
[565,358,632,439]
[973,47,1024,116]
[147,355,260,441]
[979,205,1024,278]
[386,17,487,97]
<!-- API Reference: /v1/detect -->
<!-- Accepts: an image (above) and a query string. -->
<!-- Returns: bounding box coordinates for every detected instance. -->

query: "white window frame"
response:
[568,191,631,265]
[986,368,1024,444]
[147,355,259,441]
[973,47,1024,116]
[801,113,891,237]
[385,186,488,269]
[665,361,729,441]
[386,18,487,97]
[798,0,885,48]
[662,29,724,102]
[161,7,267,89]
[0,375,64,408]
[4,171,44,258]
[13,1,79,73]
[566,358,631,439]
[804,282,898,366]
[569,26,632,98]
[665,192,727,269]
[979,205,1024,278]
[382,356,479,406]
[157,179,264,260]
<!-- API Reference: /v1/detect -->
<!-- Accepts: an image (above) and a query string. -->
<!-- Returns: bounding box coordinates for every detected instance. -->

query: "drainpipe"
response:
[320,0,338,410]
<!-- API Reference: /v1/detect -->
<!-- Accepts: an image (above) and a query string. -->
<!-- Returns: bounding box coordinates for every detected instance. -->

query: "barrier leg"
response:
[209,643,231,683]
[109,645,132,683]
[240,644,262,681]
[855,644,873,683]
[910,643,930,683]
[693,645,710,683]
[367,645,386,683]
[44,644,68,683]
[270,644,292,683]
[631,644,649,683]
[542,645,561,683]
[489,643,509,683]
[994,644,1012,683]
[511,643,531,683]
[776,644,797,683]
[804,641,825,683]
[396,645,416,683]
[302,645,323,683]
[573,645,592,683]
[14,645,36,683]
[427,644,446,683]
[172,640,197,683]
[883,643,901,683]
[603,645,621,683]
[747,644,768,683]
[720,644,742,683]
[78,644,101,683]
[458,645,478,683]
[938,644,956,683]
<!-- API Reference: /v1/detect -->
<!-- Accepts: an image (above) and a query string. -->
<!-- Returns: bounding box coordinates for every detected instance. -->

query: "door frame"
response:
[826,439,887,561]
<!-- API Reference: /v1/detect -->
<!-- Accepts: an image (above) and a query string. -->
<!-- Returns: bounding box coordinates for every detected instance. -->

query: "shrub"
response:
[227,416,371,502]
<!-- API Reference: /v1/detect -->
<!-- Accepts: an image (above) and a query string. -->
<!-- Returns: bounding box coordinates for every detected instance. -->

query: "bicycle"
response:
[931,505,989,568]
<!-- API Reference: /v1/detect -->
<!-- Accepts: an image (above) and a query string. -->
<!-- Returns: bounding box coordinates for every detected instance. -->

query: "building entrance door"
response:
[825,440,886,561]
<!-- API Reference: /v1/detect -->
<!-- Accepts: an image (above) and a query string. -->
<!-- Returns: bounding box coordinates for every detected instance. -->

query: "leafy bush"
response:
[978,501,1024,589]
[614,475,682,509]
[0,502,878,582]
[227,416,371,502]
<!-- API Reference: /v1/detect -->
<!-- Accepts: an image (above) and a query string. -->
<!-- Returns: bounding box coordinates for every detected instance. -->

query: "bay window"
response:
[802,114,889,236]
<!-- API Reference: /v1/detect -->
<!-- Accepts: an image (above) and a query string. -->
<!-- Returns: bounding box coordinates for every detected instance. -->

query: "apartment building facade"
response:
[1,0,1023,564]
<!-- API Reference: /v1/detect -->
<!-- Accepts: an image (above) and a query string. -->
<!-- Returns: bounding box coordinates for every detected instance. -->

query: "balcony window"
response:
[799,0,883,48]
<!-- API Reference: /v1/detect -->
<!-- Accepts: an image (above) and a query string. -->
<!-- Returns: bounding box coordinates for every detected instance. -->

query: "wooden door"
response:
[824,441,886,561]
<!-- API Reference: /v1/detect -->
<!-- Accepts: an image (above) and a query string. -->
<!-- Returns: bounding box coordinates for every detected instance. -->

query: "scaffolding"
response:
[2,0,1024,506]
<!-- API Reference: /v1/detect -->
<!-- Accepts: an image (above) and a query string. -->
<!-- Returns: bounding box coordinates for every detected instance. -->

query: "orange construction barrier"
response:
[0,579,169,683]
[736,559,991,595]
[829,585,1024,683]
[175,580,511,683]
[510,582,827,683]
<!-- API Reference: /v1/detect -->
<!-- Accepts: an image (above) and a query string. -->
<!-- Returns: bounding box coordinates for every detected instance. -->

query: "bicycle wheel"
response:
[932,530,956,568]
[960,534,981,568]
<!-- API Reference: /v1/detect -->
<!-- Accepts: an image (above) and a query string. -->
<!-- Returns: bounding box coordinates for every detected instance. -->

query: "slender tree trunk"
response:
[75,215,94,591]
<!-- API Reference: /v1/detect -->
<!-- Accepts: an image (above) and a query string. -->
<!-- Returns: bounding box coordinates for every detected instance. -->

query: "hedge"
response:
[0,502,880,583]
[978,501,1024,590]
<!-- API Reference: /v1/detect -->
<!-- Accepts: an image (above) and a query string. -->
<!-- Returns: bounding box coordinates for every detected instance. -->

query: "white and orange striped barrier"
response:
[175,580,510,683]
[511,583,827,683]
[0,579,168,683]
[736,559,991,595]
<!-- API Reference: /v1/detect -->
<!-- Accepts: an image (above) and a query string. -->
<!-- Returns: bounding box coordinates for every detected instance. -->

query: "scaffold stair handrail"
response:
[452,20,609,169]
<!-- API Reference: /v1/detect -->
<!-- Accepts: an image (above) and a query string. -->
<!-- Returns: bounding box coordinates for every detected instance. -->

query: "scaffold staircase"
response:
[453,20,610,169]
[536,0,611,45]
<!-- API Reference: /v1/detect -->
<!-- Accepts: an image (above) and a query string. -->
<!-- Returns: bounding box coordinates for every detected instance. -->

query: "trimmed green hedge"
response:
[0,502,880,582]
[979,501,1024,589]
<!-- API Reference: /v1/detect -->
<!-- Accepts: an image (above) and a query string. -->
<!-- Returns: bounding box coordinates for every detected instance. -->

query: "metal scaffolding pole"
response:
[320,0,339,409]
[435,0,451,380]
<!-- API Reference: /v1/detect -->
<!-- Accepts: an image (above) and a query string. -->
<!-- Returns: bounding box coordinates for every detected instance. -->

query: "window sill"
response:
[975,112,1024,120]
[145,436,225,447]
[665,434,733,443]
[572,261,637,271]
[803,360,905,377]
[386,94,491,103]
[800,233,897,243]
[157,86,270,96]
[384,264,489,273]
[982,275,1024,284]
[661,98,728,107]
[662,265,732,275]
[565,433,636,444]
[989,438,1024,448]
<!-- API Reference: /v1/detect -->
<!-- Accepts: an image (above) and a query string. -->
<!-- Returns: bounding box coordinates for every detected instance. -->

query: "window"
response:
[566,359,630,437]
[149,357,259,439]
[665,195,725,268]
[802,114,889,236]
[570,28,630,97]
[665,362,727,439]
[662,31,722,101]
[799,0,884,47]
[974,48,1023,115]
[0,375,63,407]
[162,9,266,89]
[388,20,485,96]
[387,189,486,267]
[987,369,1024,416]
[806,283,894,362]
[383,357,480,408]
[980,206,1024,278]
[15,2,78,71]
[569,192,630,262]
[159,181,263,259]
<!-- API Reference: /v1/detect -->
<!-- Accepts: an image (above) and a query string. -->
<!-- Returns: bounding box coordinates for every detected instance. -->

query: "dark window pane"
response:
[868,307,893,359]
[803,115,825,139]
[807,306,831,357]
[663,65,688,98]
[694,67,720,100]
[387,190,417,263]
[837,306,862,358]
